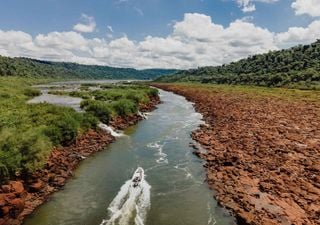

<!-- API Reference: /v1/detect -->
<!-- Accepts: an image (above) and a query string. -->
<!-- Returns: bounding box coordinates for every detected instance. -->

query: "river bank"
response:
[153,83,320,225]
[0,95,160,225]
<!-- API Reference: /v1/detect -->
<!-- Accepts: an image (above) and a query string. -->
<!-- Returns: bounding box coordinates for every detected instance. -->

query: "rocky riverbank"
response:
[0,95,160,225]
[154,84,320,225]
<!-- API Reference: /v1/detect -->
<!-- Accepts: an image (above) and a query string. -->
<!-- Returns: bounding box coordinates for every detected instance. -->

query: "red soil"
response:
[154,84,320,225]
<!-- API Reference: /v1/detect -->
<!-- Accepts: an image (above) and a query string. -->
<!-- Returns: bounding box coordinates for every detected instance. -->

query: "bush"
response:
[24,88,41,97]
[147,88,159,97]
[0,127,52,176]
[125,91,148,104]
[81,100,112,124]
[80,112,99,130]
[111,99,137,116]
[0,163,9,184]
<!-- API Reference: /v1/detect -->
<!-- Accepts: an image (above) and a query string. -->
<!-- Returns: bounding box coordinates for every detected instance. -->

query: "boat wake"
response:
[100,167,151,225]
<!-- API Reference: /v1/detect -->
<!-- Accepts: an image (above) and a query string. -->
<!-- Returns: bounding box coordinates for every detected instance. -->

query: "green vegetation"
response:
[0,78,98,181]
[156,40,320,89]
[0,55,176,80]
[78,85,157,121]
[0,78,158,183]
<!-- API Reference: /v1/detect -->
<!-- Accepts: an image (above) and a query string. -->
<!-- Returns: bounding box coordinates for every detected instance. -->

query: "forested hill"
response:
[0,56,176,80]
[156,40,320,89]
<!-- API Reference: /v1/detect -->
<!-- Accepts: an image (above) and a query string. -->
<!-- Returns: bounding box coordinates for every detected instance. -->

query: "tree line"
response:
[0,56,176,80]
[156,40,320,90]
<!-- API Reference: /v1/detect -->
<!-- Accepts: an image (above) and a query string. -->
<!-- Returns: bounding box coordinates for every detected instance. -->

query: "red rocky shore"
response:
[153,84,320,225]
[0,95,160,225]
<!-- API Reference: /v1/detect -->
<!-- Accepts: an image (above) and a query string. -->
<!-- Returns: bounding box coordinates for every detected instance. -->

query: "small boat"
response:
[131,167,144,188]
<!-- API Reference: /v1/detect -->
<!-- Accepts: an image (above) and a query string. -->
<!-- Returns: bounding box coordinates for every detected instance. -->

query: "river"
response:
[24,89,235,225]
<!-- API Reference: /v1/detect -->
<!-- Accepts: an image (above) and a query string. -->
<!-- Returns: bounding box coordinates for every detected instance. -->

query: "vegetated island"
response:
[0,77,160,225]
[153,41,320,225]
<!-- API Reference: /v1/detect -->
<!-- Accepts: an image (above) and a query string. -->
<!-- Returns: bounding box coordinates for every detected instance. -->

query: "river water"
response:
[24,90,235,225]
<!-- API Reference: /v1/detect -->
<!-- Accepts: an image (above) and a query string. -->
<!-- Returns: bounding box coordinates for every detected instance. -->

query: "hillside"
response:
[156,40,320,89]
[0,56,176,80]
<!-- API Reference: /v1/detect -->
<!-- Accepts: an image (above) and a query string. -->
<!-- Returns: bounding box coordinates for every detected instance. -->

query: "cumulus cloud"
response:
[276,20,320,47]
[0,13,319,69]
[291,0,320,17]
[236,0,278,13]
[73,14,96,33]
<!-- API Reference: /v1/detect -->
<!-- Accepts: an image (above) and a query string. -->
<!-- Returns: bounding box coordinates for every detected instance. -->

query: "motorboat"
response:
[131,167,144,188]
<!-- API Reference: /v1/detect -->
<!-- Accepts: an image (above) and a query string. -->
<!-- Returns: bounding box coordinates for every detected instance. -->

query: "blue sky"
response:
[0,0,319,68]
[0,0,314,39]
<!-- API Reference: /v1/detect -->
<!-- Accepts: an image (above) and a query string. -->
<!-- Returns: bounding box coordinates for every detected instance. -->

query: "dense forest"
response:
[156,40,320,89]
[0,56,176,80]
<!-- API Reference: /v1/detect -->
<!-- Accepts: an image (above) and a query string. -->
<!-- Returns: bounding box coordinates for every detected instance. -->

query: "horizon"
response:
[0,0,319,69]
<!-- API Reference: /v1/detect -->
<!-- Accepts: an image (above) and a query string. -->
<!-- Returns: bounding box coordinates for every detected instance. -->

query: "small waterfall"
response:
[100,167,151,225]
[98,123,124,137]
[138,111,148,119]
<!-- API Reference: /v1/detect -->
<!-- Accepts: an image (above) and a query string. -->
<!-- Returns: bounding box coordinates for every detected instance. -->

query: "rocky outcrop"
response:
[154,84,320,225]
[0,94,160,225]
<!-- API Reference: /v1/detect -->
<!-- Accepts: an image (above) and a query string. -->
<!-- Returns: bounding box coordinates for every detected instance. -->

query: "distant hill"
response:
[0,56,177,80]
[155,40,320,89]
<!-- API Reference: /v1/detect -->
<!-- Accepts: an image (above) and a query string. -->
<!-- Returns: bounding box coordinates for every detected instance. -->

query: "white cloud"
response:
[134,7,144,16]
[276,20,320,47]
[0,13,319,69]
[73,14,96,33]
[292,0,320,17]
[107,26,114,33]
[236,0,278,13]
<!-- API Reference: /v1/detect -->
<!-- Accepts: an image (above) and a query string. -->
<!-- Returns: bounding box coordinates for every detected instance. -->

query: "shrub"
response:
[80,112,99,130]
[111,99,137,116]
[81,100,112,124]
[0,127,52,176]
[147,88,159,97]
[0,163,9,184]
[44,114,81,145]
[24,88,41,97]
[125,91,148,104]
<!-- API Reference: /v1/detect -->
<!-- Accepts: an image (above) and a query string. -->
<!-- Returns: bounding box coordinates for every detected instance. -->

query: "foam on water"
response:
[98,123,124,137]
[207,202,217,225]
[100,168,151,225]
[147,142,168,164]
[138,111,148,119]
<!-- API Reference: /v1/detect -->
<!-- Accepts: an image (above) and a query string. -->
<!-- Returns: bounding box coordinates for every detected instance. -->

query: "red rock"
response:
[0,219,5,225]
[9,181,24,194]
[1,206,9,215]
[29,180,44,192]
[1,185,11,193]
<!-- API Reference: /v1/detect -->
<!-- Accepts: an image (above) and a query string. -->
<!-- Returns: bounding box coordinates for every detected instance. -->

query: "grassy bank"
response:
[0,78,158,183]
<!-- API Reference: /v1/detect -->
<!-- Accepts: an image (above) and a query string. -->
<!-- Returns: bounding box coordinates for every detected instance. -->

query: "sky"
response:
[0,0,319,69]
